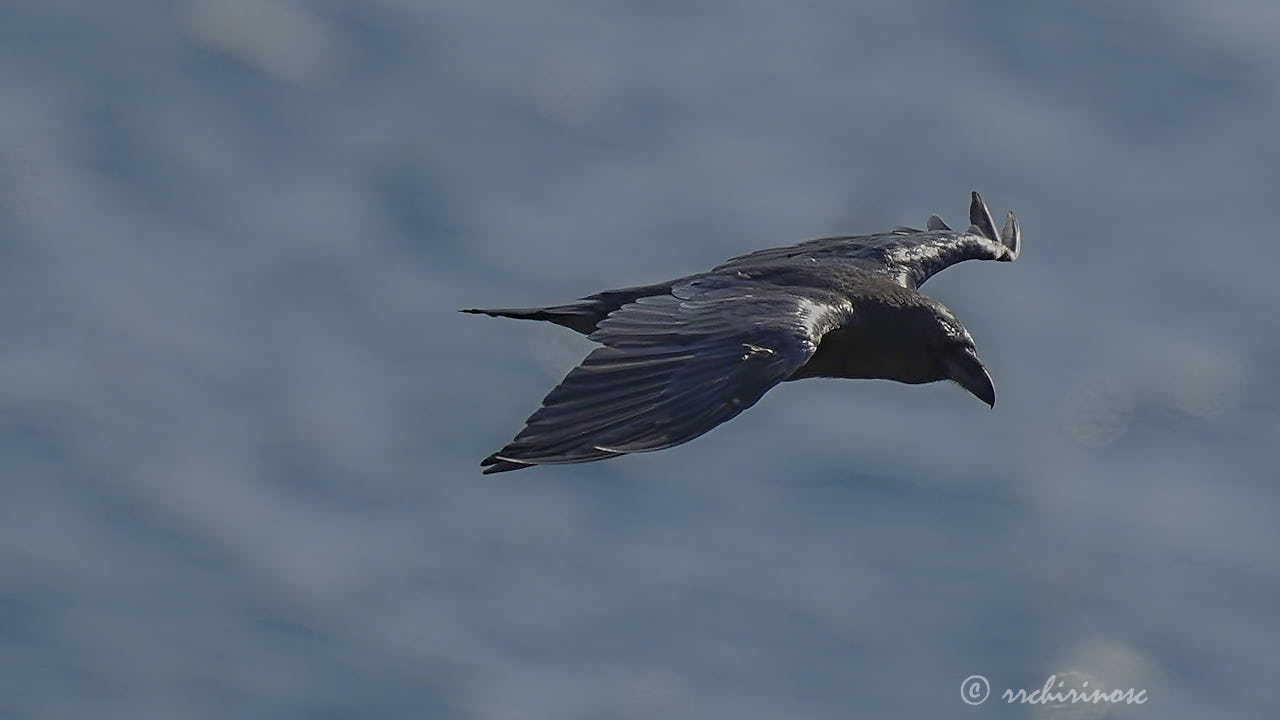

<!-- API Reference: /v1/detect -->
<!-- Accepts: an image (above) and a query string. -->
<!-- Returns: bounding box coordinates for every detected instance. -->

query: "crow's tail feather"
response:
[460,302,602,335]
[462,281,680,336]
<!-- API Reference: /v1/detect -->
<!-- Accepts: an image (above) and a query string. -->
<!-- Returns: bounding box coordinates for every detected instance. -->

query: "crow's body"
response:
[465,192,1020,473]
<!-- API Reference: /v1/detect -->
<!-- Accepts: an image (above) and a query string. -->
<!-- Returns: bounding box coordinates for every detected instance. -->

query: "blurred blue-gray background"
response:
[2,1,1276,718]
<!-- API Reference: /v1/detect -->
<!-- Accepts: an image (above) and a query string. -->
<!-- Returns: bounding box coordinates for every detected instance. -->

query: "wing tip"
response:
[1000,210,1020,260]
[968,191,998,242]
[969,191,1020,261]
[480,453,535,474]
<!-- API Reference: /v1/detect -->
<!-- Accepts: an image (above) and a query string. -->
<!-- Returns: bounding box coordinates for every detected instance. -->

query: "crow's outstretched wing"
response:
[481,280,853,473]
[716,192,1020,289]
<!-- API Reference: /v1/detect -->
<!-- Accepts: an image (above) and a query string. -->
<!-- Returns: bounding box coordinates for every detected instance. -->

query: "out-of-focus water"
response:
[2,1,1276,718]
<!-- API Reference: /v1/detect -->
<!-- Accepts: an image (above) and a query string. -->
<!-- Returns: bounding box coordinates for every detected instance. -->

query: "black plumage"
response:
[464,192,1020,473]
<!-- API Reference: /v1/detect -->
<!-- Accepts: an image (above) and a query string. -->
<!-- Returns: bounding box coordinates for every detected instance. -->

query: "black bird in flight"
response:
[464,192,1020,473]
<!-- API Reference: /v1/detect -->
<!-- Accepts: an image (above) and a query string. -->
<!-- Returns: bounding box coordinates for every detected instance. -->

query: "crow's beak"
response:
[947,348,996,408]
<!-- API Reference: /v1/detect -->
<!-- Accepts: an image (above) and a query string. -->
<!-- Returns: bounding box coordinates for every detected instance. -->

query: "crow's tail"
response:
[460,302,602,335]
[462,280,681,336]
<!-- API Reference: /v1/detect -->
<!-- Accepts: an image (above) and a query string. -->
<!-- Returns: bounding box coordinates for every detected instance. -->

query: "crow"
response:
[464,192,1020,473]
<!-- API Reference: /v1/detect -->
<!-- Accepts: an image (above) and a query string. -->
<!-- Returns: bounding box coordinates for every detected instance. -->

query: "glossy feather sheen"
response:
[487,288,852,468]
[469,192,1020,473]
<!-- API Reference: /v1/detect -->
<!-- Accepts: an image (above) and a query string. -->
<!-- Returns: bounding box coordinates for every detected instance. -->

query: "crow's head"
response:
[843,290,996,407]
[912,299,995,407]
